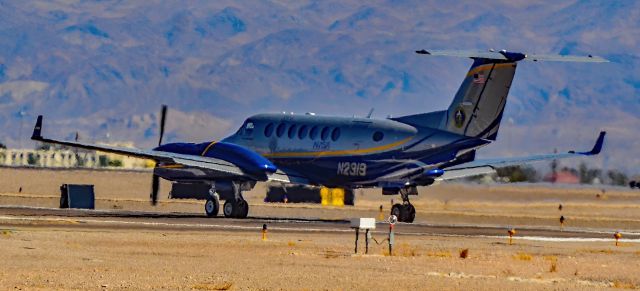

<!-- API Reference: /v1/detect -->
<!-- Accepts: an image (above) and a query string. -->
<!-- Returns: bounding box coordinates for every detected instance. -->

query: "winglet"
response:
[569,131,606,155]
[31,115,43,141]
[588,131,606,155]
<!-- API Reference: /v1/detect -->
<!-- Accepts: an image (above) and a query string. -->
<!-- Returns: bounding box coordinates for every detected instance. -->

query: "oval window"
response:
[276,123,286,137]
[288,124,297,139]
[298,125,308,139]
[373,131,384,142]
[309,126,319,140]
[331,128,341,141]
[320,127,330,141]
[264,123,274,137]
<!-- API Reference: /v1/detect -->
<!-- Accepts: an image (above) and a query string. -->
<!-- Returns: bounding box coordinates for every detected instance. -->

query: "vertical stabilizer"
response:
[444,59,517,140]
[412,49,606,140]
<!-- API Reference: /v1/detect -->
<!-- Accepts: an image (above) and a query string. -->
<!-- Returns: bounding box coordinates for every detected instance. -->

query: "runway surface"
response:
[1,205,639,243]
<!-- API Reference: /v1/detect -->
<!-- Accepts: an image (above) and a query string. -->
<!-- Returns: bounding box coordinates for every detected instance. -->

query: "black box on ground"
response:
[59,184,95,209]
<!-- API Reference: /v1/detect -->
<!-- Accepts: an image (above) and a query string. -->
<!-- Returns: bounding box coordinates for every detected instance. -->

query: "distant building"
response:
[543,171,580,184]
[0,142,152,169]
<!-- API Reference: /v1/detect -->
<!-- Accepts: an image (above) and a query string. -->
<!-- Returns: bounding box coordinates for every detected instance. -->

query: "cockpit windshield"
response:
[238,120,254,136]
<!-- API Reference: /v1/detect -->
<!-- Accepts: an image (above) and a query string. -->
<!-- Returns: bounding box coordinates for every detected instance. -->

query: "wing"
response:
[438,131,606,181]
[31,115,308,183]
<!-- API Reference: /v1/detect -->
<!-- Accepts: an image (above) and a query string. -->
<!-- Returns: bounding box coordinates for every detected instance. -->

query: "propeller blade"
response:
[158,105,167,146]
[150,174,159,205]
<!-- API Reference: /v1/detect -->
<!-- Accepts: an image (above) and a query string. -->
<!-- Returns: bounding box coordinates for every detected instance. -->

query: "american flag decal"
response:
[473,73,486,84]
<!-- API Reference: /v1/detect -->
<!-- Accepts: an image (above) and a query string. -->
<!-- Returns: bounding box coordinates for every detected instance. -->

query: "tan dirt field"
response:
[1,167,640,290]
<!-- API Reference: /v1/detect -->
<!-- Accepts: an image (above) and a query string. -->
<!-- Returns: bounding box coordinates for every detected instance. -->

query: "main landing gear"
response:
[391,186,417,223]
[205,181,250,218]
[204,188,220,217]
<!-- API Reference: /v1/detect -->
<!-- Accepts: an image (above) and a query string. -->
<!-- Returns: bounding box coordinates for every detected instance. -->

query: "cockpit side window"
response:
[243,121,255,136]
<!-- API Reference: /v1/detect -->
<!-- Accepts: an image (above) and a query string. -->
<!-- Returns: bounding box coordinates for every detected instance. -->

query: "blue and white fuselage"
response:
[219,113,489,187]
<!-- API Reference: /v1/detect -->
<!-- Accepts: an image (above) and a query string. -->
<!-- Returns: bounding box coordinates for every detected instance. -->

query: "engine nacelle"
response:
[155,141,277,180]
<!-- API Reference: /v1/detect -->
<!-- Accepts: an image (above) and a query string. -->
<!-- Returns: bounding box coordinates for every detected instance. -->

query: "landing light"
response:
[425,169,445,177]
[263,164,277,173]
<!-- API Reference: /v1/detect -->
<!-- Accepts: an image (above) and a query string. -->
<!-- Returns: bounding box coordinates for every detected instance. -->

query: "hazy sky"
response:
[0,1,638,174]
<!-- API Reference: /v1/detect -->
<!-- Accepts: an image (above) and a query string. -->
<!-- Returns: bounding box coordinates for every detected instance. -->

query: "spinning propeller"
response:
[150,105,168,205]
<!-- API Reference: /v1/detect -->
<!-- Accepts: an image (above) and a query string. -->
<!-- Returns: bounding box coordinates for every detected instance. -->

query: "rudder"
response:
[443,59,517,140]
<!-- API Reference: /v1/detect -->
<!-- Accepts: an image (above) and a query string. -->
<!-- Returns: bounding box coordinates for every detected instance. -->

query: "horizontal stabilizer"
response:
[416,49,608,63]
[442,131,606,177]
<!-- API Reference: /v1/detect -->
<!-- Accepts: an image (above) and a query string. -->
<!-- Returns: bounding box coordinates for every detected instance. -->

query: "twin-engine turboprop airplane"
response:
[31,49,607,223]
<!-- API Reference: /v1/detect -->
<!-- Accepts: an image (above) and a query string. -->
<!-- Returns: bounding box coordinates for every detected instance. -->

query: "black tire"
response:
[391,204,409,222]
[223,200,236,218]
[204,196,219,217]
[405,204,416,223]
[391,203,402,221]
[236,199,249,218]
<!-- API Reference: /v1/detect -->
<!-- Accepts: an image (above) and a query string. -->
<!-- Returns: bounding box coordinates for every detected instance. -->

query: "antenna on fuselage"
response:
[366,108,374,118]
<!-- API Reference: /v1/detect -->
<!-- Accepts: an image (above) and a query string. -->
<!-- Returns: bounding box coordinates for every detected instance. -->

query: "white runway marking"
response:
[0,215,353,233]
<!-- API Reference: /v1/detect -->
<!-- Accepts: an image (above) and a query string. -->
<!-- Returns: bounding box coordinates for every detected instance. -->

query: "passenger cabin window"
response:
[276,123,286,137]
[320,127,330,141]
[331,128,341,141]
[264,123,274,137]
[309,126,319,140]
[298,125,308,139]
[373,131,384,142]
[288,124,297,139]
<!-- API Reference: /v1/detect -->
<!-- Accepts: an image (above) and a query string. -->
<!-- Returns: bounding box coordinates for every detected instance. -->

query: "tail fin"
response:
[444,58,516,140]
[414,49,607,140]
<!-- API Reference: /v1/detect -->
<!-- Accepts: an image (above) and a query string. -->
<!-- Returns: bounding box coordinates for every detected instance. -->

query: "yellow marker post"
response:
[508,228,516,245]
[378,205,384,221]
[262,224,267,241]
[614,231,622,246]
[320,187,330,206]
[331,188,345,206]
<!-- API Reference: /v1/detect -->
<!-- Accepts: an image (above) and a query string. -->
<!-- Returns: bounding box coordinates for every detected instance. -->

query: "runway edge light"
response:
[508,228,516,245]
